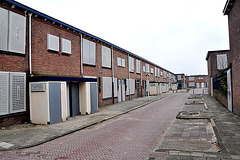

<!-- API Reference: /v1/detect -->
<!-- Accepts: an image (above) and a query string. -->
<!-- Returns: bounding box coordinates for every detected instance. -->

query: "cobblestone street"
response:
[0,93,188,160]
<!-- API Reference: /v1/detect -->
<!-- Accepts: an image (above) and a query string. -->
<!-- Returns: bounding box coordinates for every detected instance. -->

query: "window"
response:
[126,79,135,95]
[61,38,71,54]
[122,59,125,67]
[102,46,111,68]
[102,77,112,98]
[143,66,146,72]
[189,82,195,87]
[189,77,195,81]
[199,77,203,80]
[136,60,141,74]
[217,54,227,70]
[177,75,182,80]
[158,68,160,77]
[47,34,59,52]
[83,38,96,65]
[129,56,134,72]
[151,68,154,74]
[0,8,26,54]
[145,64,150,74]
[161,71,163,76]
[117,57,122,66]
[163,71,167,78]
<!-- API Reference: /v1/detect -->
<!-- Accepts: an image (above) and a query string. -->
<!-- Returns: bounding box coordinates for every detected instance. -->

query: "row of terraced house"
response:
[206,0,240,116]
[0,0,180,126]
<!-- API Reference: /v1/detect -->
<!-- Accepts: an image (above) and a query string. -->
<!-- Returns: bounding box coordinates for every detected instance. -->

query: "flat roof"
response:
[206,50,230,60]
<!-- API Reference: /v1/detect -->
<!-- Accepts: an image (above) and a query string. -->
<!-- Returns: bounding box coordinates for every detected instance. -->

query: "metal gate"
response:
[137,81,140,97]
[227,69,233,112]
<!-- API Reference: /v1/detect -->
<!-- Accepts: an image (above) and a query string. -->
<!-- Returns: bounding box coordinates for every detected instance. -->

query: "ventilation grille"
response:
[8,11,26,54]
[0,7,8,51]
[10,73,26,113]
[0,72,9,115]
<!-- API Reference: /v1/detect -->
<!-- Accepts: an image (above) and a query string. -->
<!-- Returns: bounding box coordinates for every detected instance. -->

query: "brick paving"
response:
[0,93,189,160]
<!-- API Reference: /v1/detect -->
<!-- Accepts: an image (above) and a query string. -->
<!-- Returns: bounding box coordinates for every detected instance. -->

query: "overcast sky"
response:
[16,0,229,75]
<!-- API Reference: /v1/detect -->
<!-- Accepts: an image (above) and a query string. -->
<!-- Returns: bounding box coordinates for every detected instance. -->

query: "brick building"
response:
[0,0,175,125]
[185,75,208,88]
[175,74,186,89]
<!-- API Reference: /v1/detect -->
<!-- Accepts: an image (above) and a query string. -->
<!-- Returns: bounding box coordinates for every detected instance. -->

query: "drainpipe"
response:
[112,46,114,104]
[140,60,142,97]
[128,54,131,100]
[28,13,32,75]
[80,33,83,75]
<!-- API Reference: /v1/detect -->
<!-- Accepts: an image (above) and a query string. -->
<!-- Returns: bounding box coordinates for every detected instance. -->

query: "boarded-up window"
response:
[136,60,141,74]
[117,57,122,66]
[163,71,167,78]
[126,79,135,95]
[145,64,149,74]
[143,66,146,72]
[83,38,96,65]
[122,59,125,67]
[102,77,112,99]
[0,8,26,54]
[177,75,182,80]
[189,82,195,87]
[189,77,195,81]
[158,69,160,77]
[129,57,134,72]
[102,46,111,68]
[217,54,227,70]
[61,38,71,54]
[151,68,154,74]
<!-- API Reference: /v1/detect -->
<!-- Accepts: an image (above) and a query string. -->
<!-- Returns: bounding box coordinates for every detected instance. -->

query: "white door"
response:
[118,79,121,102]
[122,80,125,102]
[227,70,233,112]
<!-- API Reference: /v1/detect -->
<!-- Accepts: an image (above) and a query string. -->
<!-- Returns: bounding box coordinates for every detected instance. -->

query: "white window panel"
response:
[47,34,59,52]
[189,82,195,87]
[161,71,163,76]
[130,79,135,95]
[217,54,227,70]
[114,78,118,97]
[0,7,8,51]
[102,77,112,99]
[151,68,154,74]
[131,57,134,72]
[83,39,96,65]
[10,72,26,114]
[143,66,146,72]
[129,57,134,72]
[136,60,141,74]
[163,71,167,78]
[126,79,130,95]
[61,38,71,54]
[145,64,149,74]
[177,75,182,80]
[0,72,9,115]
[122,59,125,67]
[158,69,160,77]
[117,57,122,66]
[8,11,26,54]
[102,46,111,68]
[189,77,195,81]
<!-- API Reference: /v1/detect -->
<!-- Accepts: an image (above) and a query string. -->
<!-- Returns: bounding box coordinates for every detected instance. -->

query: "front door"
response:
[137,81,140,97]
[122,80,125,101]
[227,69,233,112]
[118,79,121,102]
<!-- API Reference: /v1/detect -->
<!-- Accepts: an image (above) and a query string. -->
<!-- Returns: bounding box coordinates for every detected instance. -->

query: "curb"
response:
[0,94,169,151]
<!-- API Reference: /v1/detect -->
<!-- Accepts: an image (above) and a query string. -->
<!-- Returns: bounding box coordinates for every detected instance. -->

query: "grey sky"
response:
[16,0,229,75]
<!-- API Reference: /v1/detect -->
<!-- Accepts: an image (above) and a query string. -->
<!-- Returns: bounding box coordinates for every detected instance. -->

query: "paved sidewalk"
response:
[0,91,176,151]
[150,91,240,160]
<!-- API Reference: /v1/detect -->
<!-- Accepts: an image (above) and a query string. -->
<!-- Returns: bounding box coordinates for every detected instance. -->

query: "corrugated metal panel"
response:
[61,38,71,54]
[103,77,112,98]
[9,72,26,113]
[0,7,8,51]
[8,11,26,54]
[47,34,59,52]
[102,46,111,68]
[0,72,9,115]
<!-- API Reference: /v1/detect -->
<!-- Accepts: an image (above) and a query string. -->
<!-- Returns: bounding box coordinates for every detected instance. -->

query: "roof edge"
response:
[206,49,230,60]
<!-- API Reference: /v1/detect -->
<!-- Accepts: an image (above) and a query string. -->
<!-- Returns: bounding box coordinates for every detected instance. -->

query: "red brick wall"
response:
[228,0,240,116]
